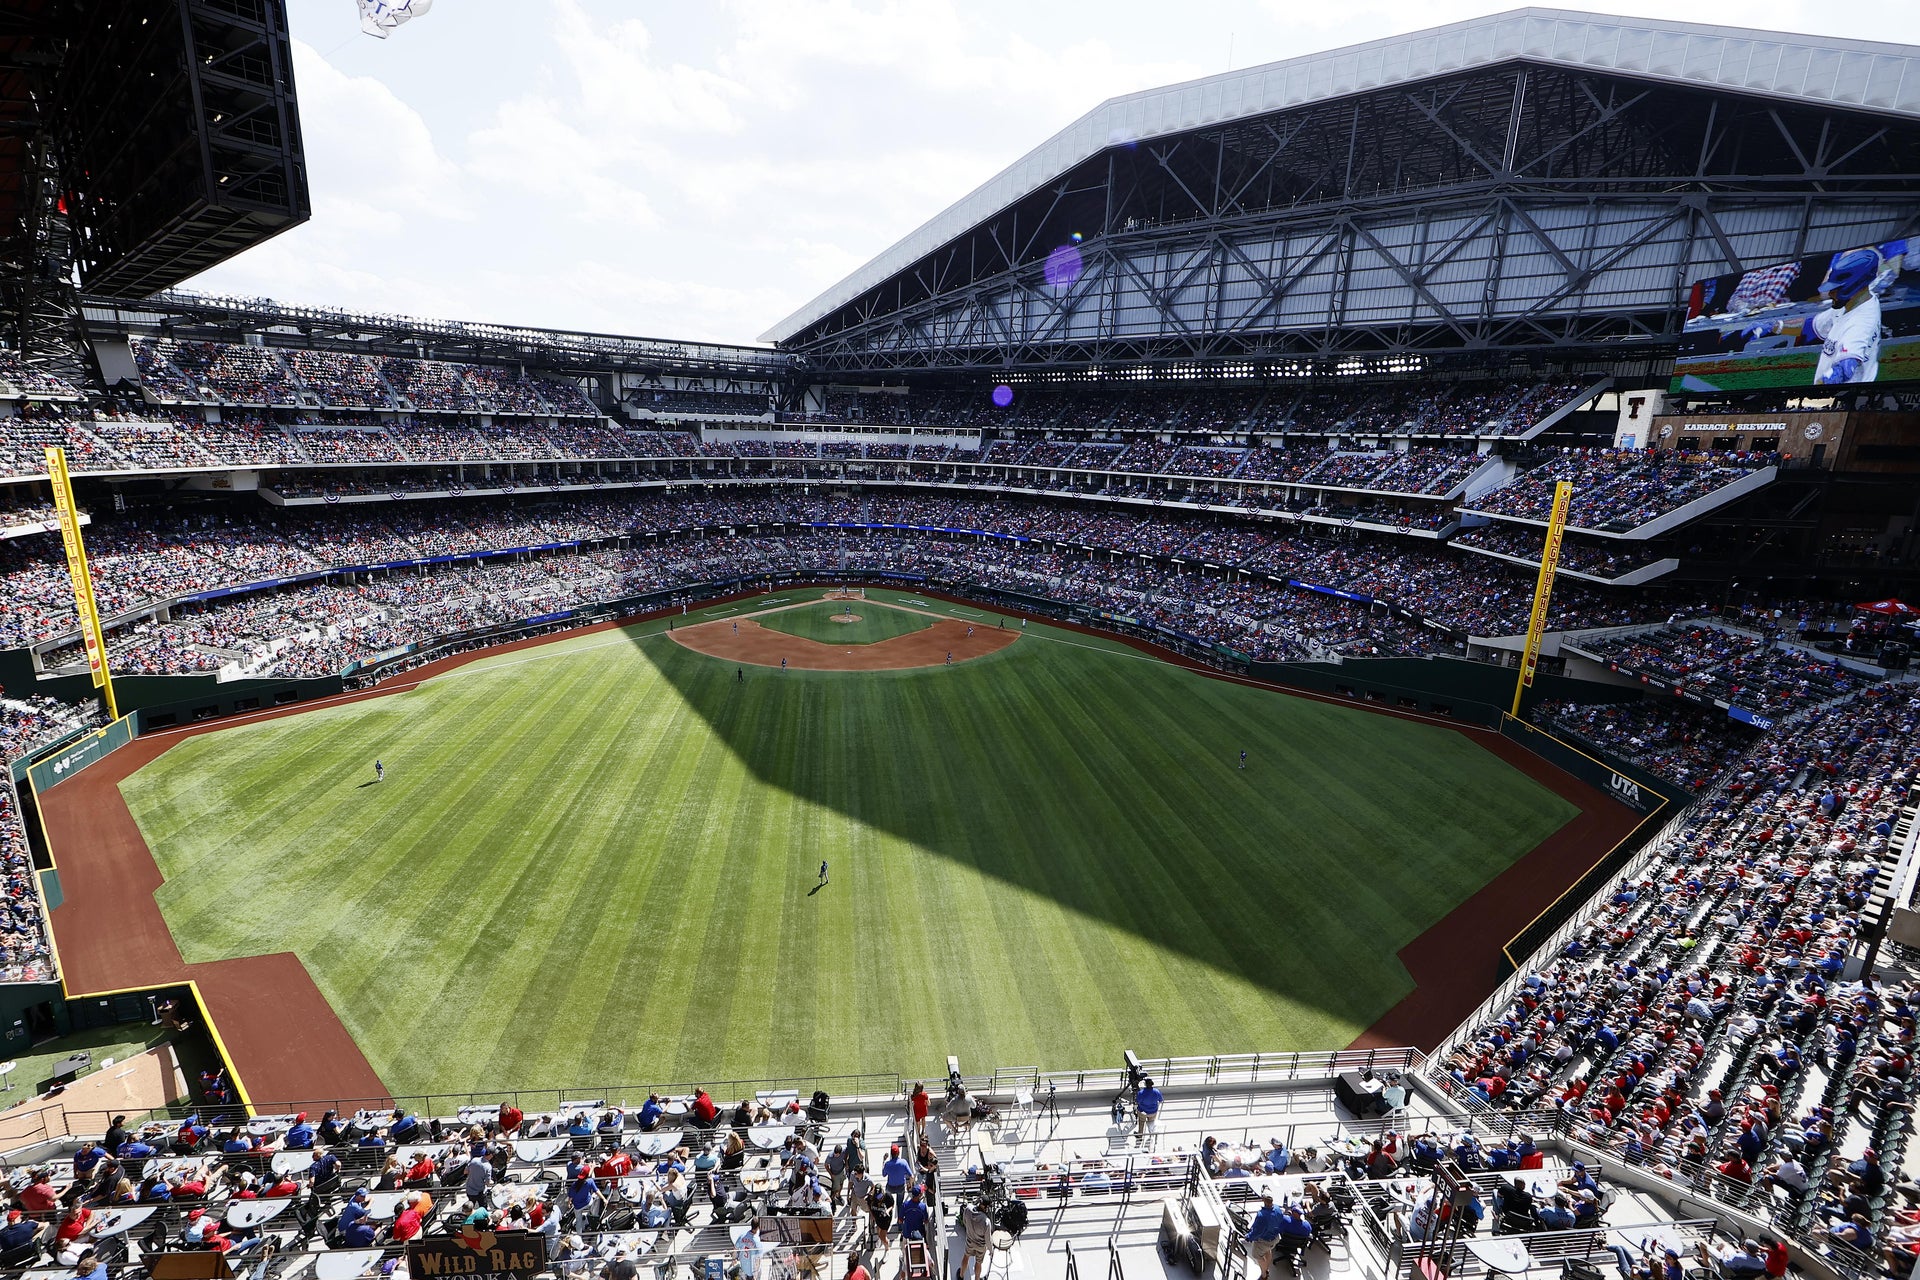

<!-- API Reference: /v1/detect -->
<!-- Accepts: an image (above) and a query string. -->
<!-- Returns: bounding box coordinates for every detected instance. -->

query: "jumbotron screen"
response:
[1670,236,1917,392]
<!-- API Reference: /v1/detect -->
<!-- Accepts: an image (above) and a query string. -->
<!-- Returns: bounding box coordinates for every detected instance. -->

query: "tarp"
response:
[1857,599,1916,616]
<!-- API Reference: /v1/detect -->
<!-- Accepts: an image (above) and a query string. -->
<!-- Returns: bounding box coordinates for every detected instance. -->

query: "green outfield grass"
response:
[120,590,1578,1097]
[752,599,934,646]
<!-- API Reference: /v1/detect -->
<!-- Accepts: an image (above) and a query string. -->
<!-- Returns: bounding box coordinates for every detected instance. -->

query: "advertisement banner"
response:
[407,1231,546,1280]
[26,716,136,794]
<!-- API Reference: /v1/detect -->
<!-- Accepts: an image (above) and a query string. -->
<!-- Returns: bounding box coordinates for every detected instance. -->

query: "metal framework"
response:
[55,0,309,297]
[780,63,1920,374]
[80,291,791,383]
[0,0,100,394]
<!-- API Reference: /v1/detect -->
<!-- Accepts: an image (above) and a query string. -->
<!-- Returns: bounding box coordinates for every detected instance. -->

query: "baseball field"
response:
[107,589,1580,1100]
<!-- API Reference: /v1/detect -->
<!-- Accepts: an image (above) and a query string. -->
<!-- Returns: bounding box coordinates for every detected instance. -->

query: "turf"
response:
[119,590,1578,1099]
[752,600,934,646]
[0,1025,173,1096]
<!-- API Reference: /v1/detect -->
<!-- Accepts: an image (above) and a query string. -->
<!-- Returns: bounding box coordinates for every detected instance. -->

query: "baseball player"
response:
[1743,245,1899,385]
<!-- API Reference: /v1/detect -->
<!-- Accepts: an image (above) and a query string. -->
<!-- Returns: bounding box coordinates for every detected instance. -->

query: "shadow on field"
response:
[622,606,1576,1028]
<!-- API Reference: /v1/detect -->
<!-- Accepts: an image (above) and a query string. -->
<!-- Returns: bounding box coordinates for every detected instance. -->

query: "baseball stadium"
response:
[0,7,1917,1280]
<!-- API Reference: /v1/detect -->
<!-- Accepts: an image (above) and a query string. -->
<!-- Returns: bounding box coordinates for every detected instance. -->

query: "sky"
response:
[187,0,1920,348]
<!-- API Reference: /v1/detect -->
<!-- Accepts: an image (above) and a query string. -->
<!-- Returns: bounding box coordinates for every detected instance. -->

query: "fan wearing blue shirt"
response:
[1244,1196,1285,1280]
[1133,1079,1164,1141]
[899,1188,930,1240]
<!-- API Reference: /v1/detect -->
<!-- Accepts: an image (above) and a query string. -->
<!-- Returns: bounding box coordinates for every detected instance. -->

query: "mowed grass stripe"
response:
[120,600,1577,1096]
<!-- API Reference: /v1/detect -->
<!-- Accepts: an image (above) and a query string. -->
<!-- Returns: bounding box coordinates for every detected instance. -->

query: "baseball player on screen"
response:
[1742,244,1901,386]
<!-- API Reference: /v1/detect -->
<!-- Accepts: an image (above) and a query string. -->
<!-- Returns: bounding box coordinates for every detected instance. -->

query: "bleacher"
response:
[1465,451,1776,534]
[1429,679,1920,1270]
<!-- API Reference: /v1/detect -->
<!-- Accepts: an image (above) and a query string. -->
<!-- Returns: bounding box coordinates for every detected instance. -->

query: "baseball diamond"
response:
[75,590,1587,1097]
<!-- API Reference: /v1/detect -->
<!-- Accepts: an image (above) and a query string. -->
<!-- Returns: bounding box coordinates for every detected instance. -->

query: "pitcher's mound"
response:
[829,613,863,624]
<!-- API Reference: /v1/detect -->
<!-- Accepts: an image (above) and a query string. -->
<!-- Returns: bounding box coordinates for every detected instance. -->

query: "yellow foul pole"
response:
[43,447,118,721]
[1510,479,1573,719]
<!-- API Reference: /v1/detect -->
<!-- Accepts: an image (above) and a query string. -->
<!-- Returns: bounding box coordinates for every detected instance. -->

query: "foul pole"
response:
[43,447,118,721]
[1510,479,1573,719]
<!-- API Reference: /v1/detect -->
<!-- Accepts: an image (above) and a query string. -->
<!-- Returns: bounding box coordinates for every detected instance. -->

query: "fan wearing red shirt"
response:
[498,1102,524,1135]
[596,1150,634,1179]
[263,1176,299,1198]
[53,1206,91,1245]
[18,1174,58,1213]
[692,1090,719,1126]
[391,1196,425,1242]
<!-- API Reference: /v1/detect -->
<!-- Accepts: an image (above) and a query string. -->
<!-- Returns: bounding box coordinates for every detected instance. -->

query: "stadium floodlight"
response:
[357,0,432,39]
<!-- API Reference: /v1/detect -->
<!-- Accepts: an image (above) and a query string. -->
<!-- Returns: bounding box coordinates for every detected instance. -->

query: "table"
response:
[364,1191,409,1221]
[271,1150,314,1176]
[747,1124,789,1150]
[633,1132,682,1157]
[1465,1238,1531,1276]
[739,1159,780,1194]
[513,1137,568,1163]
[1249,1174,1308,1202]
[457,1106,499,1124]
[153,1158,213,1183]
[50,1053,90,1085]
[757,1090,800,1110]
[313,1250,385,1280]
[88,1207,156,1239]
[1610,1228,1685,1258]
[226,1199,292,1230]
[247,1117,295,1138]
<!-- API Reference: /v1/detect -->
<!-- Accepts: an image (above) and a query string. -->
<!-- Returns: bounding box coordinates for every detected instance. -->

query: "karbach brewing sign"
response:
[407,1229,547,1280]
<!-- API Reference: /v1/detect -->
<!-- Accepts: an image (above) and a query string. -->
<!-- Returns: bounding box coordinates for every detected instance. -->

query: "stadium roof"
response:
[762,7,1920,344]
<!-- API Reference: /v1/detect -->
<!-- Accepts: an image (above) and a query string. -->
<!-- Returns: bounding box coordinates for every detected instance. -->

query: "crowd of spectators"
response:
[154,341,303,407]
[1434,683,1919,1266]
[0,694,103,765]
[1469,450,1776,532]
[128,341,598,418]
[1534,699,1760,790]
[22,502,1489,676]
[782,378,1582,438]
[0,491,1739,652]
[282,351,394,411]
[0,353,84,401]
[1577,624,1873,719]
[635,388,771,417]
[1455,526,1667,579]
[0,782,52,983]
